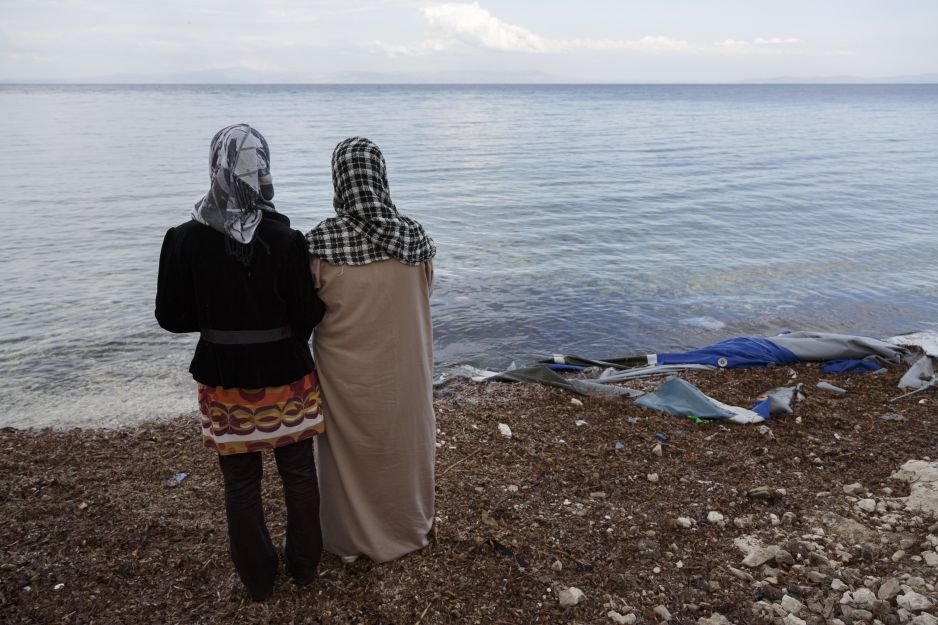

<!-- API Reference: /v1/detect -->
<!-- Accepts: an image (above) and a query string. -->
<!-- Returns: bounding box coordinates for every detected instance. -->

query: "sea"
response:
[1,84,936,428]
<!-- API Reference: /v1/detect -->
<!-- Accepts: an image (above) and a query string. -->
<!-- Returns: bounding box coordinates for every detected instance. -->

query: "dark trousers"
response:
[217,438,322,600]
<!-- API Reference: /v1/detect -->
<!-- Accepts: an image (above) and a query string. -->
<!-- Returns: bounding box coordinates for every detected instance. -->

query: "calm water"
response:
[1,84,936,427]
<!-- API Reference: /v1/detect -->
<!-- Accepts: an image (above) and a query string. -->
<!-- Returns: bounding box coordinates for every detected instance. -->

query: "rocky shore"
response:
[2,360,937,624]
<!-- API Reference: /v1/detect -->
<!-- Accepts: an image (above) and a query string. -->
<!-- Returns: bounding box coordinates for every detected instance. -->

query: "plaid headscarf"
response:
[192,124,276,254]
[306,137,436,266]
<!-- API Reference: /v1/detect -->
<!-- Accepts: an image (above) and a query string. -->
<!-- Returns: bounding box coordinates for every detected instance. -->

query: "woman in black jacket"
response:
[156,124,325,601]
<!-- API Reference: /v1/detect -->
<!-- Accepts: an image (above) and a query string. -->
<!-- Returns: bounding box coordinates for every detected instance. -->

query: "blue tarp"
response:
[820,359,883,374]
[657,337,800,369]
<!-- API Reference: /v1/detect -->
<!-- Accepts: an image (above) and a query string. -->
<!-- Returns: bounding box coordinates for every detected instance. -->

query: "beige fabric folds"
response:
[310,257,435,562]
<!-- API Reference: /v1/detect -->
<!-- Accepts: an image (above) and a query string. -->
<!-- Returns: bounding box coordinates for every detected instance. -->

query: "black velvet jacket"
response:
[155,211,324,388]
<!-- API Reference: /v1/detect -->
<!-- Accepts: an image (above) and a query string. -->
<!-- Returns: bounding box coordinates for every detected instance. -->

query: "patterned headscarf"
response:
[192,124,275,254]
[305,137,436,266]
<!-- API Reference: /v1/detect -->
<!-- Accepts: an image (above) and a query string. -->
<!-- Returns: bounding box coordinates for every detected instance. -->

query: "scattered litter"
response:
[636,378,764,424]
[165,472,188,488]
[614,441,624,450]
[574,419,588,427]
[816,381,847,395]
[879,412,906,422]
[53,583,64,591]
[898,355,936,390]
[655,433,669,442]
[498,423,513,438]
[757,425,774,439]
[756,384,804,416]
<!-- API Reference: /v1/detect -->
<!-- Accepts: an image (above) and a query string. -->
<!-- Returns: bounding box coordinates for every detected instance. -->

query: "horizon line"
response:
[3,81,938,86]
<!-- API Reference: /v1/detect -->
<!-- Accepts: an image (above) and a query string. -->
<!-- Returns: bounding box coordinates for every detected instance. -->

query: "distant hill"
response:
[742,73,938,84]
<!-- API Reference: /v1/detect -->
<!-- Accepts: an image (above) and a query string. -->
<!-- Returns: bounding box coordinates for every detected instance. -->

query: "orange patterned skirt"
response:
[197,369,324,456]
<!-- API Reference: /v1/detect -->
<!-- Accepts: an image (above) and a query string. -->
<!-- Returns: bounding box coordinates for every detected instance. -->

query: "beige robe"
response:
[310,257,435,562]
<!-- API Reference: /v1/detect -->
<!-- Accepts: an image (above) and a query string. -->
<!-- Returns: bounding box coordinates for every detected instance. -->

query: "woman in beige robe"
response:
[305,137,436,562]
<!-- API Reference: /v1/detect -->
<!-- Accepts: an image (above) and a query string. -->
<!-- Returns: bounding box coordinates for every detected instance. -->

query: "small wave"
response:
[681,316,726,330]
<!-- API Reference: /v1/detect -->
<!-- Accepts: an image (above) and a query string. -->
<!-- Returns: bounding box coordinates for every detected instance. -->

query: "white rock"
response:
[783,614,806,625]
[607,611,636,625]
[677,516,694,528]
[697,613,732,625]
[727,566,753,582]
[891,460,938,517]
[781,594,804,614]
[857,498,877,513]
[653,443,663,456]
[647,473,659,483]
[843,482,866,495]
[707,511,725,523]
[570,398,584,407]
[912,614,938,625]
[922,551,938,566]
[497,423,512,438]
[734,535,780,568]
[558,586,585,607]
[507,484,518,492]
[897,590,934,612]
[53,583,65,591]
[653,604,672,621]
[831,578,847,591]
[878,578,901,601]
[851,587,877,609]
[551,560,562,571]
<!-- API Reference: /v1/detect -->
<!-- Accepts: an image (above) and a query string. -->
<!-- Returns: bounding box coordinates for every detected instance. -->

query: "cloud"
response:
[421,2,548,52]
[569,35,692,53]
[375,3,797,58]
[713,37,802,55]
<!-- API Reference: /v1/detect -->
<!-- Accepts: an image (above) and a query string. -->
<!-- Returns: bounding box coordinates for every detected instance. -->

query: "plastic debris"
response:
[165,472,188,488]
[614,441,625,450]
[574,419,588,427]
[53,583,65,591]
[757,425,775,439]
[816,381,847,394]
[637,378,764,424]
[899,355,937,389]
[879,412,906,422]
[497,423,512,438]
[821,359,883,374]
[655,433,669,442]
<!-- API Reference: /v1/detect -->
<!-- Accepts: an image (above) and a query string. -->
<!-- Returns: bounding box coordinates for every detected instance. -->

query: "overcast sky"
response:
[2,0,937,82]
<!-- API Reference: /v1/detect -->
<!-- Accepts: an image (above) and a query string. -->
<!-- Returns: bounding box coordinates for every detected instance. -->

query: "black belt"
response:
[200,326,294,345]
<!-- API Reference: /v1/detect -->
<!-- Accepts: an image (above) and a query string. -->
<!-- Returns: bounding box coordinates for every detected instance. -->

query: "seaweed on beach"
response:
[2,360,937,624]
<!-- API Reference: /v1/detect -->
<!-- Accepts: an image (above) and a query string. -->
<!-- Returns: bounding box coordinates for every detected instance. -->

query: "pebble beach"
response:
[3,357,937,625]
